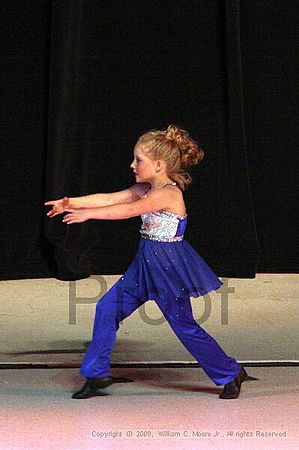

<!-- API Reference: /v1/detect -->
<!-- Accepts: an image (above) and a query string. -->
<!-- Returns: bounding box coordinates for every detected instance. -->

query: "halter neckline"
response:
[162,182,177,188]
[144,182,177,197]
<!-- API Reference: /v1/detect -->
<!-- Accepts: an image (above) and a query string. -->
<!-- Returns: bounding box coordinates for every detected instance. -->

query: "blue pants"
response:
[80,282,241,386]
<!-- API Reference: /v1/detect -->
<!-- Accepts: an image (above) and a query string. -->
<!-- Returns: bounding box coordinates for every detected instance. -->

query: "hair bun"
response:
[165,124,204,168]
[165,125,181,142]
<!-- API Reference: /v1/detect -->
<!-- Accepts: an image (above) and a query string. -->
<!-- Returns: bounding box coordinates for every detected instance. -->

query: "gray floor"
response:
[0,274,298,449]
[1,274,298,364]
[1,367,298,449]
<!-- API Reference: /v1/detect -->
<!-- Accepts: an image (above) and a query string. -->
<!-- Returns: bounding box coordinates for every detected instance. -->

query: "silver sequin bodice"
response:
[140,210,187,242]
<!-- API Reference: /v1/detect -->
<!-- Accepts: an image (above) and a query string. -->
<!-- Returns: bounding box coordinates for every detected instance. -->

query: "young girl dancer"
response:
[45,125,249,399]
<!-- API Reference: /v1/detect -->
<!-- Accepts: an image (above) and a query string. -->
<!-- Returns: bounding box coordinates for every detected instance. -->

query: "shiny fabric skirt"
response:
[117,238,223,301]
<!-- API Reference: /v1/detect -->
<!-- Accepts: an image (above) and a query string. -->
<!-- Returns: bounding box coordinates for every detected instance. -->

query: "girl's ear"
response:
[155,160,165,172]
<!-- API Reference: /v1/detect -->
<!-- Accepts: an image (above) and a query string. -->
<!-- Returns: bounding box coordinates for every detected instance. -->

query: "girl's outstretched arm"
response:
[45,183,149,217]
[62,188,180,224]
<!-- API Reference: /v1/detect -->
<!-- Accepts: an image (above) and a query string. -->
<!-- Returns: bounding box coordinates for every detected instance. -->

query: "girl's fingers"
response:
[45,199,67,206]
[62,213,81,224]
[63,214,73,223]
[46,208,57,217]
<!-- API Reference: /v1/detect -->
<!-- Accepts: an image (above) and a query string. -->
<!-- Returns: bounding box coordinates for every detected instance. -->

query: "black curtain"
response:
[1,0,298,281]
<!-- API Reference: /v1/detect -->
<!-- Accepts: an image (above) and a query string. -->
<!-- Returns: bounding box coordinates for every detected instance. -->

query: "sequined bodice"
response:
[140,210,187,242]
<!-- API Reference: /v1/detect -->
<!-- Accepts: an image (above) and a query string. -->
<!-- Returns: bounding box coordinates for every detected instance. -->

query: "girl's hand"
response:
[45,197,71,217]
[62,209,90,224]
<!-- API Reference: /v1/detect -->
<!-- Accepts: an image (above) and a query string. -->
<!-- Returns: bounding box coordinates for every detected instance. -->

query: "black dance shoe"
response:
[72,377,114,399]
[219,368,248,399]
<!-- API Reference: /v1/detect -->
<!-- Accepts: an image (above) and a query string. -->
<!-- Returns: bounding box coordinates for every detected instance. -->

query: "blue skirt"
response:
[117,239,223,300]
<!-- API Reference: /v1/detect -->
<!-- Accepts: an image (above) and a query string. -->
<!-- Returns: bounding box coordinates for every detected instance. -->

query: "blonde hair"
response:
[136,124,204,191]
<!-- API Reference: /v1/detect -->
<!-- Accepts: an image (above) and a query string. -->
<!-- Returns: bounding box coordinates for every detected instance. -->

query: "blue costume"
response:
[81,207,241,386]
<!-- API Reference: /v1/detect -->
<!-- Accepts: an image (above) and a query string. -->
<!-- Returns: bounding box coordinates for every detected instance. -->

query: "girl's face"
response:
[130,146,158,183]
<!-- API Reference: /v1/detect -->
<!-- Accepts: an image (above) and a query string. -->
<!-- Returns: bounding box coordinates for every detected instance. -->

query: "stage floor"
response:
[1,274,298,449]
[0,274,298,364]
[0,367,298,449]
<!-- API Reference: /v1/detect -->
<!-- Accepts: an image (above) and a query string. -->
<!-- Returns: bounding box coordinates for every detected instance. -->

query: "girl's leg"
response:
[155,296,241,386]
[80,284,143,378]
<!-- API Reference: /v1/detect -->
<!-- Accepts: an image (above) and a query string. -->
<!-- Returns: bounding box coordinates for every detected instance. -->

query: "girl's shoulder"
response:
[161,183,184,199]
[153,184,186,217]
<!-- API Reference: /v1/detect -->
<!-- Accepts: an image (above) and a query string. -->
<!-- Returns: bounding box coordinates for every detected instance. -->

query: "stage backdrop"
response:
[1,0,298,280]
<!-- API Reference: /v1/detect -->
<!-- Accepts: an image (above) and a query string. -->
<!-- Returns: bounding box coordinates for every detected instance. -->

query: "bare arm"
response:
[45,183,150,217]
[69,184,149,208]
[62,188,178,224]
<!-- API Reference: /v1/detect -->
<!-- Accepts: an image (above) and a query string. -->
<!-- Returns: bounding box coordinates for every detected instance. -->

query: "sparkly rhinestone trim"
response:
[140,233,184,242]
